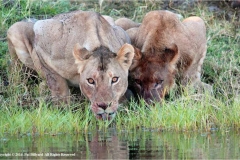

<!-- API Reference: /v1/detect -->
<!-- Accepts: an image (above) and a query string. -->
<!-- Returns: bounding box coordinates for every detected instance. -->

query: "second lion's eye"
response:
[112,77,119,84]
[157,80,164,85]
[87,78,95,85]
[135,79,141,85]
[155,80,164,87]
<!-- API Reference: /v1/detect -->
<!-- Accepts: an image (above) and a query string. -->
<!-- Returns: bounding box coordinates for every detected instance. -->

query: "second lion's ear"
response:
[129,46,142,71]
[73,43,92,62]
[116,43,135,72]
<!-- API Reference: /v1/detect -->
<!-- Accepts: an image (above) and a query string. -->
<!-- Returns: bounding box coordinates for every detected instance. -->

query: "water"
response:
[0,128,240,159]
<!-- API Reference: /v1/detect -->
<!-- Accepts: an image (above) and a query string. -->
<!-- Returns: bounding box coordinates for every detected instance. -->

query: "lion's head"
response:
[73,43,135,120]
[128,10,208,104]
[130,44,179,104]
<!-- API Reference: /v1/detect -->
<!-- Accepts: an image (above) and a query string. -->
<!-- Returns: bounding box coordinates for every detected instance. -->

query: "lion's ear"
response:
[116,43,135,71]
[161,43,179,65]
[73,43,92,62]
[129,46,142,71]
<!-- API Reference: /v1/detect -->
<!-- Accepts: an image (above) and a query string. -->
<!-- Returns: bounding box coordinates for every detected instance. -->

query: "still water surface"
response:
[0,128,240,159]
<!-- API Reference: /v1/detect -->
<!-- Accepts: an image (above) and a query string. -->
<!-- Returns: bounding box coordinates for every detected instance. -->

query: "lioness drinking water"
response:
[7,10,135,120]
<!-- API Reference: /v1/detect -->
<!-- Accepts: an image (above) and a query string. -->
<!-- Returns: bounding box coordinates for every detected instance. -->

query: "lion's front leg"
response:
[46,73,70,104]
[180,73,213,95]
[197,82,213,94]
[43,69,70,104]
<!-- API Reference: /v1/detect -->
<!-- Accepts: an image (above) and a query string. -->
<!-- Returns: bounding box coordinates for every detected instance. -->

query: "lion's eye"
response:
[155,80,164,87]
[87,78,95,85]
[112,77,119,84]
[135,79,141,85]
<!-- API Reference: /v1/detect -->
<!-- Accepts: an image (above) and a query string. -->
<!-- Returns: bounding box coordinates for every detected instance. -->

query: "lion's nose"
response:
[97,103,108,110]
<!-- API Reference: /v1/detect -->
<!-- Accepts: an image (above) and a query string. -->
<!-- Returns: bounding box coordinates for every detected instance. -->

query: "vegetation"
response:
[0,0,239,137]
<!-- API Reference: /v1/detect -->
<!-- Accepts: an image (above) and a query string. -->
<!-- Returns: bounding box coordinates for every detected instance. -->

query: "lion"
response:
[127,10,211,104]
[115,17,141,31]
[7,10,135,120]
[114,17,140,42]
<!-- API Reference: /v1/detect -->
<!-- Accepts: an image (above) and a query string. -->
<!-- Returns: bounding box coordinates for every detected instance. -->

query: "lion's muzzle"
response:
[91,102,117,121]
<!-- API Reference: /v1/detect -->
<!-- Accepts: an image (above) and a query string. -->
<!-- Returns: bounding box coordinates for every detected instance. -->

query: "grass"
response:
[0,0,239,137]
[0,101,95,135]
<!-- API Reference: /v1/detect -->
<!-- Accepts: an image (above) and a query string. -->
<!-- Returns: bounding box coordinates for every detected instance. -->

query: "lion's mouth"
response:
[91,102,118,120]
[96,112,116,121]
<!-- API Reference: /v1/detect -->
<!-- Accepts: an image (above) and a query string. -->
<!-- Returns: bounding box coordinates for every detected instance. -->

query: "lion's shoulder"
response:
[33,11,129,53]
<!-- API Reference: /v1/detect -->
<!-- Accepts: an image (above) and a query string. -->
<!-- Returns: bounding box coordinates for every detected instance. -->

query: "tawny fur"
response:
[115,17,140,31]
[7,10,135,120]
[127,10,211,103]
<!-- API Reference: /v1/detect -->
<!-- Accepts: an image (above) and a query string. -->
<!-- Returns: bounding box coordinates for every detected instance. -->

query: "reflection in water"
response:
[0,128,240,159]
